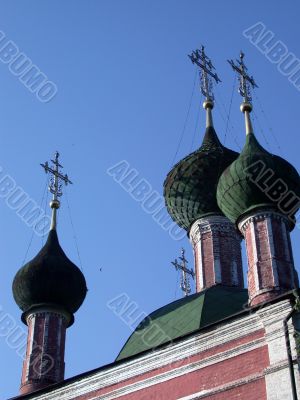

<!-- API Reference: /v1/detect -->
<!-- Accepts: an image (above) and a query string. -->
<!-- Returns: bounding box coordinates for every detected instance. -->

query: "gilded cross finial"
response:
[228,51,258,135]
[188,45,221,106]
[189,45,221,127]
[171,248,195,297]
[227,51,258,106]
[40,151,73,230]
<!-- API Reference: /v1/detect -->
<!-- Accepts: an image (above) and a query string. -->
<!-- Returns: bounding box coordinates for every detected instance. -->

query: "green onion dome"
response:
[163,126,239,231]
[12,229,87,317]
[217,132,300,226]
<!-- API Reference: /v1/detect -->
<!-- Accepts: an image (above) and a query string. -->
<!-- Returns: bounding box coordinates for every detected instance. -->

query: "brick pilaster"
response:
[20,307,71,395]
[190,215,244,292]
[238,211,299,306]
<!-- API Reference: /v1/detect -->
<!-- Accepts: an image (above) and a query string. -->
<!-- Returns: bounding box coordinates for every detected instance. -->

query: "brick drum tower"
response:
[12,152,87,395]
[164,46,244,293]
[217,52,300,307]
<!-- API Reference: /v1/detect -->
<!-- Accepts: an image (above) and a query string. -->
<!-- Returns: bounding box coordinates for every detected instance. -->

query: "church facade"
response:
[9,49,300,400]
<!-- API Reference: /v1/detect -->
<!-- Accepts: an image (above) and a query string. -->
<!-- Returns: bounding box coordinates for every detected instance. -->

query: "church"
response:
[9,47,300,399]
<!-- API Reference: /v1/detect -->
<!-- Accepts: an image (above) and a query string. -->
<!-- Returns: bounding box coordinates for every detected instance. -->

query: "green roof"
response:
[116,285,248,361]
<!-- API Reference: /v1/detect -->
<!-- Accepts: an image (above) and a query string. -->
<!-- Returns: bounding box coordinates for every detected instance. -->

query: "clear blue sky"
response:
[0,1,300,398]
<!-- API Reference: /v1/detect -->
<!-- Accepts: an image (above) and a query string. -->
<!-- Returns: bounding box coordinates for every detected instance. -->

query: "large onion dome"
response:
[164,124,239,231]
[217,131,300,226]
[12,229,87,318]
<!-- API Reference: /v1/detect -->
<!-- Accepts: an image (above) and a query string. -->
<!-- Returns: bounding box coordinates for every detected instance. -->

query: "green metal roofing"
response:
[163,126,239,231]
[116,285,248,361]
[217,132,300,225]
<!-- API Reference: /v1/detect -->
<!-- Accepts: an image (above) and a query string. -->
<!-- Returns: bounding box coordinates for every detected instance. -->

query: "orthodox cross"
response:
[227,51,258,103]
[171,248,195,297]
[40,151,73,230]
[188,45,221,101]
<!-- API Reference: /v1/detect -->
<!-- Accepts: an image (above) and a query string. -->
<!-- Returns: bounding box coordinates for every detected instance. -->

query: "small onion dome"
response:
[163,126,239,231]
[217,132,300,226]
[12,229,87,317]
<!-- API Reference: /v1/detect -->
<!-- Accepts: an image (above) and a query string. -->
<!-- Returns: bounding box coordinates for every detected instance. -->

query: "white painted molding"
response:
[190,215,240,245]
[179,360,294,400]
[238,210,288,235]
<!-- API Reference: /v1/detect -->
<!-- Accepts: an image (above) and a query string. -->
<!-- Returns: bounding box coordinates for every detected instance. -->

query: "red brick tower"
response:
[12,152,87,394]
[238,211,298,305]
[164,46,244,292]
[217,52,300,306]
[190,214,243,292]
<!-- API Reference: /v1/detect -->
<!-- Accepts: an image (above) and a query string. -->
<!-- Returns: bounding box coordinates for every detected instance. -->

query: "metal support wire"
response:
[224,75,237,145]
[41,185,49,247]
[22,176,48,266]
[254,92,283,155]
[214,84,242,150]
[170,67,198,167]
[65,188,84,272]
[190,92,203,152]
[214,97,242,151]
[252,109,270,148]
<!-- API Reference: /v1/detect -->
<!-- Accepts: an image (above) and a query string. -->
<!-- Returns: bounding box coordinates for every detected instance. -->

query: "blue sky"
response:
[0,1,300,398]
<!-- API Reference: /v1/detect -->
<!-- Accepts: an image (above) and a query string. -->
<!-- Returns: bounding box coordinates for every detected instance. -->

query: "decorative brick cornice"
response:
[179,359,296,400]
[238,210,288,235]
[190,216,241,245]
[23,305,72,327]
[26,309,70,326]
[256,299,292,326]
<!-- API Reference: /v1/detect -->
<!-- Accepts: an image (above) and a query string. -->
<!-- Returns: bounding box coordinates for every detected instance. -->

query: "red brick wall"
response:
[74,330,268,400]
[116,349,268,400]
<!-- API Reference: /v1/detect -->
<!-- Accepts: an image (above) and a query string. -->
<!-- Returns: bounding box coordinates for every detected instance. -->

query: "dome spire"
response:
[14,152,86,395]
[189,45,221,128]
[228,51,258,135]
[165,47,244,294]
[217,52,300,306]
[41,151,73,230]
